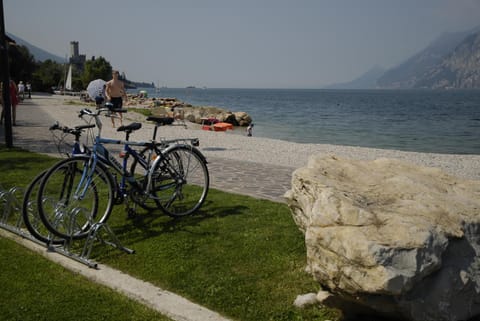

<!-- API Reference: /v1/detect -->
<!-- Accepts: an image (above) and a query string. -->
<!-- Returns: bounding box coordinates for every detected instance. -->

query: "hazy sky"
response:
[4,0,480,88]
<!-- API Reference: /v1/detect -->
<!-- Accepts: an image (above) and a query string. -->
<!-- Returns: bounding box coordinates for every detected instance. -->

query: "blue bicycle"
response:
[36,106,209,240]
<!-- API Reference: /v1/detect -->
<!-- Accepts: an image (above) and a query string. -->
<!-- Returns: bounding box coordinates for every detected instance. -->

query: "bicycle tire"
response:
[37,156,115,240]
[150,145,209,217]
[22,170,64,244]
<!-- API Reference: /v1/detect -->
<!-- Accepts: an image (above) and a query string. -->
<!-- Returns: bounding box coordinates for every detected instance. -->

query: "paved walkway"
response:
[1,94,294,203]
[0,94,298,321]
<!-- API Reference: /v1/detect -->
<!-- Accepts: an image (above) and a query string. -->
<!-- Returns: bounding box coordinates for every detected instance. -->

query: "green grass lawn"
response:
[0,237,173,321]
[0,146,340,321]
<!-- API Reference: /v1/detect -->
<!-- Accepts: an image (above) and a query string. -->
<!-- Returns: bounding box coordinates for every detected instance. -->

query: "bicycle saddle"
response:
[117,122,142,132]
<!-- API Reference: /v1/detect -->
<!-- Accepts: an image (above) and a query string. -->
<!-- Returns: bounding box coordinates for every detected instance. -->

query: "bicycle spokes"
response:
[149,146,209,217]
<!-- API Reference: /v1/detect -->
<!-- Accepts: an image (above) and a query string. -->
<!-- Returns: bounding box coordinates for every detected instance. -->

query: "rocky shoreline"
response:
[123,94,253,127]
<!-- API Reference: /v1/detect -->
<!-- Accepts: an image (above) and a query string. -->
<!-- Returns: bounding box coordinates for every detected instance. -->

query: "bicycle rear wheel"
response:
[150,145,209,217]
[37,156,115,240]
[22,170,64,244]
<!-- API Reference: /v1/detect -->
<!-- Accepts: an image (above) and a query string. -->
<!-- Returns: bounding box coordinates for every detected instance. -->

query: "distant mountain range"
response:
[8,29,480,90]
[412,31,480,89]
[326,25,480,89]
[7,33,154,88]
[7,33,65,63]
[324,65,385,89]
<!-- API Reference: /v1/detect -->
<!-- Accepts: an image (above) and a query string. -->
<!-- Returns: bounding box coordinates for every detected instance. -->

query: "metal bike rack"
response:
[0,185,64,247]
[47,212,135,269]
[0,184,135,269]
[0,185,30,237]
[82,222,135,262]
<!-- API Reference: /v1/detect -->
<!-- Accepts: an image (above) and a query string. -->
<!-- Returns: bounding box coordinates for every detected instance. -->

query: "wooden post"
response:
[0,0,13,147]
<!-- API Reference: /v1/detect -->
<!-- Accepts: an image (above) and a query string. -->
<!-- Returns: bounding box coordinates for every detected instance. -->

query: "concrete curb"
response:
[0,228,232,321]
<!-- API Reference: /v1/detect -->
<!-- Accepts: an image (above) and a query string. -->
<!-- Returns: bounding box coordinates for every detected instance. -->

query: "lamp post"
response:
[0,0,13,147]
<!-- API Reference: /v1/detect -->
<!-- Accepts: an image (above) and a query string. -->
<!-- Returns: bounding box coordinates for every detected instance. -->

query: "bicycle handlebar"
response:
[78,107,126,138]
[49,121,95,135]
[79,107,128,118]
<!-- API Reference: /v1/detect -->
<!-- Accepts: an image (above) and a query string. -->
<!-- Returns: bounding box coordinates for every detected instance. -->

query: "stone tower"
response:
[70,41,79,58]
[69,41,86,71]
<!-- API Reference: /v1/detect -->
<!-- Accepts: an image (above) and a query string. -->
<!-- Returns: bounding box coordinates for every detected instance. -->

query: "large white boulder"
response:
[285,155,480,321]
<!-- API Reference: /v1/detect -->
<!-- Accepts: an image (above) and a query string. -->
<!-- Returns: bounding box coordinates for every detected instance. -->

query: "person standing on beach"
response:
[105,70,126,128]
[17,81,25,100]
[246,123,254,137]
[26,82,32,98]
[9,80,19,126]
[1,80,19,125]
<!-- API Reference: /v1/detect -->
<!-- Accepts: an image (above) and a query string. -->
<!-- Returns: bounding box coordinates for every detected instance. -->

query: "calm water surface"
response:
[132,88,480,155]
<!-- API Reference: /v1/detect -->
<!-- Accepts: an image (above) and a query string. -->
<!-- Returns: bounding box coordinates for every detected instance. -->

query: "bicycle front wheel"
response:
[37,156,115,240]
[150,145,209,217]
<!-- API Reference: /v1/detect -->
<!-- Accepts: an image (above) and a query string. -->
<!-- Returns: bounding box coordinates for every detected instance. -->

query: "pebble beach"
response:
[4,93,480,182]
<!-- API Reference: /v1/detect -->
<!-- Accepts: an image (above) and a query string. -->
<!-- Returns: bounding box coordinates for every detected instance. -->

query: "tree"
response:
[5,44,35,83]
[32,59,64,92]
[82,56,112,87]
[2,43,116,93]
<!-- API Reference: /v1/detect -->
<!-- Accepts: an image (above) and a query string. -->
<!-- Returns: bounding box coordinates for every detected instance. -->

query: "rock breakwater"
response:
[124,94,252,126]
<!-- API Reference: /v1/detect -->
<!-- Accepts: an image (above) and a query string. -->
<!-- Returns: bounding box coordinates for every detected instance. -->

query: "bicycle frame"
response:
[92,136,197,203]
[75,107,205,207]
[92,136,150,196]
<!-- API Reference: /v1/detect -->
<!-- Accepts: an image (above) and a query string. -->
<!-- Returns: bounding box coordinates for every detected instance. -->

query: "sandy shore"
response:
[7,93,480,181]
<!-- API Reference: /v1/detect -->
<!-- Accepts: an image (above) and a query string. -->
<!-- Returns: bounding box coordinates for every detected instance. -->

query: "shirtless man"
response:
[105,70,127,127]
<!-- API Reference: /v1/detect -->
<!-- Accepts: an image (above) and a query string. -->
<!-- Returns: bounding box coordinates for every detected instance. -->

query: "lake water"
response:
[130,88,480,155]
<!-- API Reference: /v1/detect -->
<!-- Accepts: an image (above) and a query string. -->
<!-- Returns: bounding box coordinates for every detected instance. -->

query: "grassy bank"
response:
[0,146,340,321]
[0,236,173,321]
[0,147,172,321]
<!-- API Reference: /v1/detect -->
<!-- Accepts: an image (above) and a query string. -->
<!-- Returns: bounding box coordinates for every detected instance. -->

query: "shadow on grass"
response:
[110,199,249,245]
